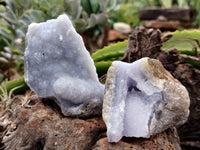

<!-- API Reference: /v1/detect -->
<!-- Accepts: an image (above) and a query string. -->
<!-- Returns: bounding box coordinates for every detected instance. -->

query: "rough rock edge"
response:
[0,93,182,150]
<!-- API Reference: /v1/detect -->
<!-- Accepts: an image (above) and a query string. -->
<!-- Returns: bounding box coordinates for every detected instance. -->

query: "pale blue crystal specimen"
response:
[25,14,104,117]
[103,58,190,142]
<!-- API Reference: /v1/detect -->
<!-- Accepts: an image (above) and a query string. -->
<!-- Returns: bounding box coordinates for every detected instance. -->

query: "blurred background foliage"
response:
[0,0,200,83]
[109,0,200,28]
[0,0,110,81]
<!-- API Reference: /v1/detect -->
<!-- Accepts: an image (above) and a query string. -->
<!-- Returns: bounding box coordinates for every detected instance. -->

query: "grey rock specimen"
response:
[103,57,190,142]
[25,14,104,117]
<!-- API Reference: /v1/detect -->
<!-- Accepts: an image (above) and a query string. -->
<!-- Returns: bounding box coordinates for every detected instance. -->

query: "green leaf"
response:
[39,0,50,9]
[177,0,189,7]
[50,0,63,5]
[81,0,91,15]
[12,48,20,54]
[87,13,107,29]
[0,25,11,33]
[105,0,117,13]
[29,10,45,22]
[2,38,10,46]
[0,51,11,59]
[49,7,59,17]
[0,74,4,84]
[70,0,82,20]
[0,27,12,40]
[18,19,28,33]
[13,54,24,61]
[94,13,107,25]
[87,14,96,28]
[99,0,106,12]
[90,0,99,13]
[82,11,88,20]
[5,0,17,14]
[75,3,82,20]
[0,76,29,95]
[4,47,11,53]
[0,5,6,13]
[0,12,17,24]
[21,0,31,9]
[95,61,112,77]
[0,57,8,63]
[18,19,28,27]
[75,19,87,33]
[22,14,32,24]
[16,29,25,38]
[160,0,172,8]
[92,40,127,61]
[15,0,22,5]
[6,5,17,21]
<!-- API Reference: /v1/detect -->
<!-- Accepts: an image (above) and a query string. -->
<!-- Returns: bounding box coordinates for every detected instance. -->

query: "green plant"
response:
[0,84,22,109]
[0,0,26,79]
[95,61,112,78]
[1,0,200,98]
[109,3,140,28]
[162,29,200,69]
[162,30,200,51]
[108,0,169,28]
[92,40,127,62]
[109,0,200,28]
[0,0,44,79]
[93,29,200,76]
[0,76,28,95]
[1,29,200,96]
[0,0,71,62]
[0,0,111,81]
[67,0,108,36]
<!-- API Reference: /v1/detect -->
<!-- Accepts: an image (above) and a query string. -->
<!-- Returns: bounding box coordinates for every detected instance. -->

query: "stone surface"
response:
[113,22,132,34]
[108,30,127,41]
[24,14,104,117]
[103,57,190,142]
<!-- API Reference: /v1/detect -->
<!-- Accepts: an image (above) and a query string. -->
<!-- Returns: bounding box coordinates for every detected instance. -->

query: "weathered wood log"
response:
[139,8,196,22]
[120,26,164,62]
[142,20,193,30]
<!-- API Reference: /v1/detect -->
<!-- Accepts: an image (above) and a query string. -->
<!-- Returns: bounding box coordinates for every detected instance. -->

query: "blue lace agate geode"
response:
[103,57,190,142]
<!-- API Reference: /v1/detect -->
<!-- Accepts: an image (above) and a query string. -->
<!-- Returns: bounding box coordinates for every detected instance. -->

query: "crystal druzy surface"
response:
[103,57,190,142]
[25,14,104,117]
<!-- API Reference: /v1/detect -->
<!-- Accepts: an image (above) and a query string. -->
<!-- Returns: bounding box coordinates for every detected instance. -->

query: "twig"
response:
[179,54,200,62]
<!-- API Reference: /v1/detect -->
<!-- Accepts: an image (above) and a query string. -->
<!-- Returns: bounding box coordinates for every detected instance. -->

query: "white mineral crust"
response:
[103,57,190,142]
[25,14,104,117]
